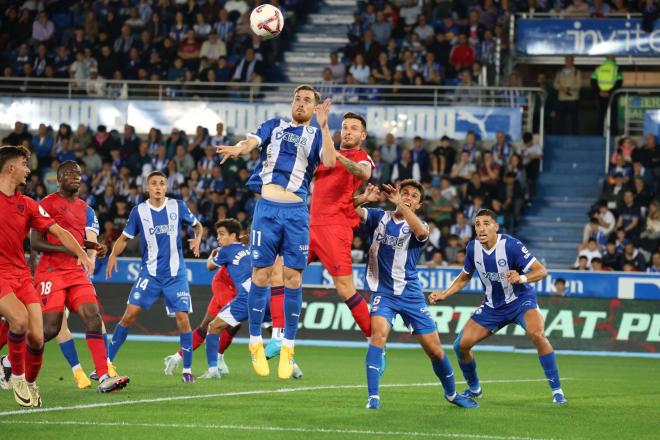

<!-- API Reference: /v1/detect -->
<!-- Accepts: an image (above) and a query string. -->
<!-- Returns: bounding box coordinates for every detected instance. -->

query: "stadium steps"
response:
[517,136,605,269]
[277,0,354,84]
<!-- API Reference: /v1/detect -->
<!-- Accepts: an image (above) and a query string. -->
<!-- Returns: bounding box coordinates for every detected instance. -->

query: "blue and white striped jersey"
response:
[246,118,324,200]
[123,198,199,278]
[209,242,252,299]
[463,234,537,309]
[364,208,427,298]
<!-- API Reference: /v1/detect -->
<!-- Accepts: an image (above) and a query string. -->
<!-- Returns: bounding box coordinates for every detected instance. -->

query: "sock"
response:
[219,329,234,354]
[345,292,372,338]
[432,354,456,398]
[538,352,561,392]
[108,324,129,362]
[7,331,26,376]
[25,344,44,383]
[86,331,109,378]
[58,339,81,370]
[0,320,9,350]
[102,333,108,351]
[272,327,284,340]
[249,335,263,345]
[205,333,219,368]
[366,344,383,397]
[269,285,285,328]
[283,338,294,349]
[458,359,481,392]
[248,284,269,337]
[178,327,206,356]
[283,287,302,340]
[180,331,193,369]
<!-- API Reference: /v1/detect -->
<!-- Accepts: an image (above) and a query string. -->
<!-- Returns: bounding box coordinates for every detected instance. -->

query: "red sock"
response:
[0,320,9,350]
[345,292,372,338]
[270,286,285,328]
[219,329,234,354]
[7,331,26,376]
[25,344,44,383]
[86,331,108,378]
[178,327,206,356]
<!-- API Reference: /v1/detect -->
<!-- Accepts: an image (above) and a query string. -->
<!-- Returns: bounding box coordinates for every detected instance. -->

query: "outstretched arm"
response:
[316,98,337,168]
[381,183,429,241]
[428,271,473,304]
[216,136,260,165]
[354,183,382,220]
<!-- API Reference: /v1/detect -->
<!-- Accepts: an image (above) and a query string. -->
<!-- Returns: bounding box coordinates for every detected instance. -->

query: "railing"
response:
[604,88,660,172]
[516,12,642,19]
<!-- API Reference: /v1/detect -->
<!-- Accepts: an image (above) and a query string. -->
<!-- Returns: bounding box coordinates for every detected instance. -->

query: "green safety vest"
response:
[592,60,621,91]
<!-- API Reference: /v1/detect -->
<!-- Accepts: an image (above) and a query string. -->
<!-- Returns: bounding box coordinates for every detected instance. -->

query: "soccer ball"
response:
[249,4,284,40]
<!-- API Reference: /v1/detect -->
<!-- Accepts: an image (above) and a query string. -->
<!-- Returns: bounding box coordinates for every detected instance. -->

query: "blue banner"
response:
[516,19,660,56]
[98,259,660,300]
[643,109,660,138]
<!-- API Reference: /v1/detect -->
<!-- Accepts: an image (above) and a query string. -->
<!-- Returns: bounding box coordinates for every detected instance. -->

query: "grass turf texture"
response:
[0,341,657,439]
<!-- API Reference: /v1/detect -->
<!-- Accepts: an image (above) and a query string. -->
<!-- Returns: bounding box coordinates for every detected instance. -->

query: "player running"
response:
[217,85,335,379]
[30,161,129,393]
[356,181,478,410]
[307,112,374,344]
[0,146,92,407]
[429,209,567,404]
[105,171,203,383]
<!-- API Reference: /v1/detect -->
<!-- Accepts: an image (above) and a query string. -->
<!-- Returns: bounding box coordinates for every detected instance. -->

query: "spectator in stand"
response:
[499,171,525,232]
[450,150,477,185]
[521,132,543,200]
[553,56,581,135]
[591,0,611,17]
[433,136,456,176]
[450,211,473,247]
[465,172,490,204]
[426,187,453,225]
[553,278,567,296]
[592,56,622,134]
[380,132,401,165]
[114,25,136,57]
[391,148,421,182]
[414,14,434,43]
[616,190,641,241]
[640,200,660,248]
[325,51,346,83]
[574,238,602,268]
[349,53,371,84]
[411,136,431,180]
[426,251,448,268]
[370,148,391,184]
[352,30,382,66]
[590,257,607,271]
[610,136,636,166]
[371,11,392,46]
[200,31,227,62]
[347,12,364,45]
[444,234,462,265]
[648,251,660,273]
[575,255,589,270]
[32,11,55,44]
[465,9,484,47]
[449,34,476,72]
[478,150,501,194]
[621,241,647,271]
[632,133,660,179]
[232,47,263,83]
[178,30,201,69]
[399,0,422,26]
[564,0,591,17]
[316,68,338,100]
[351,236,367,264]
[601,240,622,270]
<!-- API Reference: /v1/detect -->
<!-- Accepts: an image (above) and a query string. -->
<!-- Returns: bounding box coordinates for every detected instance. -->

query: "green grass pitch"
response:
[0,341,657,439]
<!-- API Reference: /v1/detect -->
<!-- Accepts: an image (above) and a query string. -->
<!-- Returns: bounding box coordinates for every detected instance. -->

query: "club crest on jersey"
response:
[498,259,507,267]
[252,250,260,260]
[17,204,25,213]
[169,212,178,221]
[402,226,410,234]
[305,126,315,134]
[38,205,50,217]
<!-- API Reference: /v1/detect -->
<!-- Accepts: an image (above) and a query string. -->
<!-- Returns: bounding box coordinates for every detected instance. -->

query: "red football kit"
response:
[34,193,99,313]
[0,191,54,305]
[207,266,238,316]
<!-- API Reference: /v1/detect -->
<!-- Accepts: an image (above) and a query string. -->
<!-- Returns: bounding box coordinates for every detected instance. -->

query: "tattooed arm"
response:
[336,153,372,181]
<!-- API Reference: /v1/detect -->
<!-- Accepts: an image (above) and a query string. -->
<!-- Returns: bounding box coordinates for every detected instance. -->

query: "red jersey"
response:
[310,148,374,229]
[37,192,99,273]
[0,191,54,277]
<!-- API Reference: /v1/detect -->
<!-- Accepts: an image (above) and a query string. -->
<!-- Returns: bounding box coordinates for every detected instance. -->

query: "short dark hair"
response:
[342,112,367,131]
[475,208,498,222]
[215,218,241,238]
[147,170,167,182]
[399,178,425,202]
[523,132,533,143]
[0,145,30,172]
[293,84,321,104]
[555,278,566,285]
[57,160,80,179]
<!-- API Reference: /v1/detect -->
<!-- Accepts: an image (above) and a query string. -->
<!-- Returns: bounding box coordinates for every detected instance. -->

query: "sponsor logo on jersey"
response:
[375,232,406,249]
[275,131,308,148]
[148,224,177,235]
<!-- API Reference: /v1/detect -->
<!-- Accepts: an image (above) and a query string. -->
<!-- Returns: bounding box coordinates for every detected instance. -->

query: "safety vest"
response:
[593,60,620,91]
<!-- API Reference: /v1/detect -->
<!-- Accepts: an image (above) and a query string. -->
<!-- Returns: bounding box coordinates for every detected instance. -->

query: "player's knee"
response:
[175,313,191,331]
[283,271,301,289]
[27,331,44,348]
[528,328,547,344]
[43,321,60,342]
[81,312,103,332]
[6,309,28,334]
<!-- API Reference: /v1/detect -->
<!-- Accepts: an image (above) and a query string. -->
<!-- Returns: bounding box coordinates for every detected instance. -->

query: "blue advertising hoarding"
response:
[643,109,660,138]
[97,259,660,300]
[516,19,660,56]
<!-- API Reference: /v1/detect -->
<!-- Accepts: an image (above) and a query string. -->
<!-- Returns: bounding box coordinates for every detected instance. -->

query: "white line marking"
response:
[0,378,572,417]
[0,420,555,440]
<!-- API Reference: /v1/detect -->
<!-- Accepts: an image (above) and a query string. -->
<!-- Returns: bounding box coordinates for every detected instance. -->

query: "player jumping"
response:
[30,161,129,393]
[429,209,567,404]
[356,181,478,410]
[106,171,203,383]
[0,146,92,407]
[217,85,335,379]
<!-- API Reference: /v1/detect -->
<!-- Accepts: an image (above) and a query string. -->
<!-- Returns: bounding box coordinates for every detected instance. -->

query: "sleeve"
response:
[28,199,56,232]
[411,220,429,244]
[85,206,100,235]
[314,128,324,163]
[359,151,376,170]
[247,118,276,148]
[210,247,229,267]
[463,241,476,275]
[122,207,140,239]
[178,200,199,226]
[508,238,536,273]
[365,208,385,234]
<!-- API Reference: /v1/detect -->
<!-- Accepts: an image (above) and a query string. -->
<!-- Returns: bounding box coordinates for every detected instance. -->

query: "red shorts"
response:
[309,224,354,277]
[0,274,39,306]
[34,269,97,314]
[207,278,238,316]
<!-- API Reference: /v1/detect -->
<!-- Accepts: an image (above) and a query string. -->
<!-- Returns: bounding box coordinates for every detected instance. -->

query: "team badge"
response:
[169,212,178,220]
[498,259,507,267]
[17,204,25,213]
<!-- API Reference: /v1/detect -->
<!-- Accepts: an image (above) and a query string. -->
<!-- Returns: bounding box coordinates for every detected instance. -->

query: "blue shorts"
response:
[370,293,436,335]
[250,198,309,270]
[217,295,248,327]
[471,296,538,333]
[128,273,192,314]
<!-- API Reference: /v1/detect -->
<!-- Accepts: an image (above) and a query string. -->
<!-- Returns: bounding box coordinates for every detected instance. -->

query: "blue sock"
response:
[365,344,383,397]
[248,284,269,337]
[102,333,108,352]
[180,331,193,369]
[58,339,80,369]
[205,333,219,368]
[432,354,456,397]
[458,359,481,392]
[283,287,302,340]
[539,352,561,392]
[108,324,128,362]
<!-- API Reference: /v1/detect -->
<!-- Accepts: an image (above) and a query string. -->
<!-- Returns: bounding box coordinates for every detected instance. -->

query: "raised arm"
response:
[315,98,337,168]
[382,183,429,241]
[206,248,219,271]
[354,183,382,220]
[336,154,372,181]
[216,136,260,165]
[428,270,474,304]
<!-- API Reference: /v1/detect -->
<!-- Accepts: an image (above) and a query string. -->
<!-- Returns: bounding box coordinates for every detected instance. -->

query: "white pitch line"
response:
[0,420,556,440]
[0,378,571,417]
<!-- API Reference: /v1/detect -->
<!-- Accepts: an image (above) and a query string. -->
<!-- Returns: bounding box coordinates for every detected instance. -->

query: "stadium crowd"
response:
[575,133,660,272]
[2,119,542,268]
